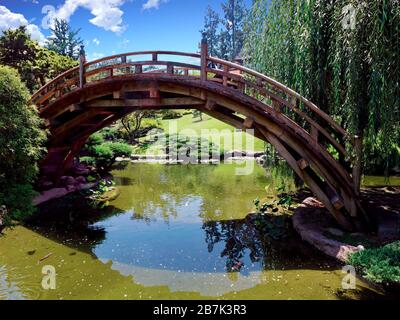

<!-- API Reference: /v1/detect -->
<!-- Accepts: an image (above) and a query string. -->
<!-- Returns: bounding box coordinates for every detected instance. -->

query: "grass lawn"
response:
[160,114,266,152]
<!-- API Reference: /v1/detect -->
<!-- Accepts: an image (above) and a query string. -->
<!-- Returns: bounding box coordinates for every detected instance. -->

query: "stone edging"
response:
[292,197,364,262]
[33,182,97,206]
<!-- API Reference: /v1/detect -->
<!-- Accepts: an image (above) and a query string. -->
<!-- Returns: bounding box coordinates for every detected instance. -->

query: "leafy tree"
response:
[201,6,220,57]
[0,66,47,222]
[0,27,36,69]
[46,19,83,59]
[0,26,77,92]
[120,111,155,144]
[0,27,37,90]
[244,0,400,174]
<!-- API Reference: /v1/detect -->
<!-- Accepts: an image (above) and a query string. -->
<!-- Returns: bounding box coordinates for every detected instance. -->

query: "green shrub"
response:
[161,110,182,120]
[0,184,38,221]
[348,241,400,284]
[80,140,131,169]
[80,156,97,166]
[0,26,78,92]
[164,134,219,160]
[86,132,104,146]
[141,118,161,129]
[101,127,120,141]
[103,142,132,157]
[93,144,114,166]
[0,65,47,222]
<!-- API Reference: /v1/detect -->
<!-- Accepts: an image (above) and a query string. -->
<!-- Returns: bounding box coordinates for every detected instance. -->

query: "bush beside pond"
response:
[80,131,132,170]
[349,241,400,286]
[0,66,47,225]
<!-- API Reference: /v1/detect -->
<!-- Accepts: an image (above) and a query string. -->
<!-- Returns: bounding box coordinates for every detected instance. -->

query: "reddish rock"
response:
[61,176,76,187]
[302,197,325,208]
[72,163,90,176]
[66,185,77,192]
[76,176,86,184]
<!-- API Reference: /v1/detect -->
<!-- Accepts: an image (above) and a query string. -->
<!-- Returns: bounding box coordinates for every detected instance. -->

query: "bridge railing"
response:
[30,51,202,111]
[204,56,351,158]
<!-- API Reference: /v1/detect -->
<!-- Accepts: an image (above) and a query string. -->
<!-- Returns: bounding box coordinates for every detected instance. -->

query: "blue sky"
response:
[0,0,251,61]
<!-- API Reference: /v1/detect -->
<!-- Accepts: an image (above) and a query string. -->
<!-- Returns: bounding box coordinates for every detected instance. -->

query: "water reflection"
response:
[0,162,387,299]
[0,265,26,300]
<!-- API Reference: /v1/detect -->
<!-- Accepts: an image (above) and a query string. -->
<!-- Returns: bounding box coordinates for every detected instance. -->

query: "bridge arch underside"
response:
[40,76,366,231]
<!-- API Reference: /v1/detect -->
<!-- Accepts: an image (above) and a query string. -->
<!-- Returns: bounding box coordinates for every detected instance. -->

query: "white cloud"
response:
[92,38,100,45]
[88,52,105,61]
[0,5,46,44]
[142,0,168,11]
[48,0,127,34]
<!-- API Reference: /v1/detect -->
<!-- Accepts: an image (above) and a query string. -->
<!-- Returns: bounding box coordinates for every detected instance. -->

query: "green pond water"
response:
[0,161,391,300]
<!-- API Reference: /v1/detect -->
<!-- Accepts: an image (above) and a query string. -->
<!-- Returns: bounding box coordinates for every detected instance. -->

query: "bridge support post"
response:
[201,33,208,82]
[353,135,363,196]
[79,45,86,89]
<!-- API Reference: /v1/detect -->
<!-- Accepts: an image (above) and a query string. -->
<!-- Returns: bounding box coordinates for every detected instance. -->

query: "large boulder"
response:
[72,163,90,176]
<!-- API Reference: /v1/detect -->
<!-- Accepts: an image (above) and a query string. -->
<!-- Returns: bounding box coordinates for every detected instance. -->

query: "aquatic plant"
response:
[87,179,117,209]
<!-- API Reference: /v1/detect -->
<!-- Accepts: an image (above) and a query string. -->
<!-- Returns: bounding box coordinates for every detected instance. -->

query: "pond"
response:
[0,161,387,300]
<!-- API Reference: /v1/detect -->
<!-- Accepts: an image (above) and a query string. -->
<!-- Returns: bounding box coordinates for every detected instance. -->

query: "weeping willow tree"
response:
[244,0,400,174]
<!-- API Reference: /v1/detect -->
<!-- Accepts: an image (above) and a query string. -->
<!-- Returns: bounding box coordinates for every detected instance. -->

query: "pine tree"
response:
[220,0,247,60]
[201,6,220,57]
[46,19,83,59]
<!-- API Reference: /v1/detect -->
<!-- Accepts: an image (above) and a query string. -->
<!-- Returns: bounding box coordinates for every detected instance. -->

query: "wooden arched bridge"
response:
[30,41,367,231]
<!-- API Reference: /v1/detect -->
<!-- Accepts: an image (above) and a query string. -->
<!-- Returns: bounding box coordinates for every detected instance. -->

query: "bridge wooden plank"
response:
[243,117,255,129]
[297,159,309,170]
[52,108,101,137]
[204,99,217,111]
[245,80,348,157]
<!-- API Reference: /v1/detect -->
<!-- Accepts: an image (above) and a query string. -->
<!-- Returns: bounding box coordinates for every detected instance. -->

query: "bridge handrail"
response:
[30,66,79,103]
[30,51,201,105]
[85,51,201,68]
